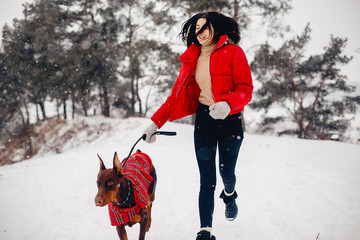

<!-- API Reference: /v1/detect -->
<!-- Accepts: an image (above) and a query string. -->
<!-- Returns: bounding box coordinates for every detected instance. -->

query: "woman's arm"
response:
[221,46,253,113]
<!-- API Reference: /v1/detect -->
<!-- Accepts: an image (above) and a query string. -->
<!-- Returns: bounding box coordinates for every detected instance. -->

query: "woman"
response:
[143,12,253,240]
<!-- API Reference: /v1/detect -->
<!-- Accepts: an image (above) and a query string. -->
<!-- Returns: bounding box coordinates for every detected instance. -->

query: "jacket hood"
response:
[179,35,229,63]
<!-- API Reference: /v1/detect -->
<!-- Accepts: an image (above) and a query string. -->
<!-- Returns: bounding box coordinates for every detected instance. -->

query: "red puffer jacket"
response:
[151,35,253,128]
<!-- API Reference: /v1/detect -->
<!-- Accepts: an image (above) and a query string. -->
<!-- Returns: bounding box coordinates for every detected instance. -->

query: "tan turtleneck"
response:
[195,42,217,106]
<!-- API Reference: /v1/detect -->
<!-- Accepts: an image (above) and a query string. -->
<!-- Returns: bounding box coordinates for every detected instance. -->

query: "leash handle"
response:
[152,131,177,137]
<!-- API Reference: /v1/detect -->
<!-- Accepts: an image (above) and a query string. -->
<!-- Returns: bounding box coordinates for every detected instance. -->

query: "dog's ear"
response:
[97,154,106,171]
[113,152,123,175]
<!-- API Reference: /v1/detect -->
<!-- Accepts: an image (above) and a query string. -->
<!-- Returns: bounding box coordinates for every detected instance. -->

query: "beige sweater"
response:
[195,43,217,106]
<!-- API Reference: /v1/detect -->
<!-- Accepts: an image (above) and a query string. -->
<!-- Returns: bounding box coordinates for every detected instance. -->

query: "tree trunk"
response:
[19,108,26,131]
[102,80,110,117]
[99,84,104,115]
[23,100,30,126]
[297,123,305,138]
[135,76,142,116]
[25,131,33,158]
[38,101,46,120]
[36,103,39,122]
[72,96,75,119]
[56,100,60,119]
[127,7,136,116]
[19,108,33,158]
[63,99,67,119]
[130,74,136,116]
[82,99,88,116]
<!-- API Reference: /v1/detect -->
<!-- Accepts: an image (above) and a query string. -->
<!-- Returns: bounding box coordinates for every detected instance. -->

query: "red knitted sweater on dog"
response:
[108,152,153,226]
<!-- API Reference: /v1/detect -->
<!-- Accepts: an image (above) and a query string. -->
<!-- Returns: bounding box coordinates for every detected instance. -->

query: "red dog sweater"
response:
[108,152,153,226]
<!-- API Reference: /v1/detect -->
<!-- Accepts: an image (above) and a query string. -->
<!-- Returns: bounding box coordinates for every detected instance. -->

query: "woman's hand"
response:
[143,122,158,143]
[209,101,231,120]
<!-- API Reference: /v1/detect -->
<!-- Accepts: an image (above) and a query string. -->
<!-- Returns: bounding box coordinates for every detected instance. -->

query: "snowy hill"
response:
[0,116,359,240]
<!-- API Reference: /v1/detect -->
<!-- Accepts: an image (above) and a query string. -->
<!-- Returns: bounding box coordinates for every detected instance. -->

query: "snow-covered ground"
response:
[0,116,359,240]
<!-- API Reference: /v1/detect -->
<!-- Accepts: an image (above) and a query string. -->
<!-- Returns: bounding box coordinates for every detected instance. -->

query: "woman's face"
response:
[196,18,214,46]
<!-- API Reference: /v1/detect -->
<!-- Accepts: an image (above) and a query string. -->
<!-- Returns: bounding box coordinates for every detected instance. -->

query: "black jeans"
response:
[194,103,244,228]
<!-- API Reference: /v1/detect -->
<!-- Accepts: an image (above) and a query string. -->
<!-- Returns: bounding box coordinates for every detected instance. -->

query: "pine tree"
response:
[20,0,70,119]
[107,0,180,117]
[45,0,75,119]
[2,19,35,122]
[250,25,359,140]
[0,52,21,131]
[53,0,121,118]
[1,23,34,157]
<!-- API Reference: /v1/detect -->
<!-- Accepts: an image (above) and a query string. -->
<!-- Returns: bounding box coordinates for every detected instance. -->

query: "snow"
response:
[0,116,359,240]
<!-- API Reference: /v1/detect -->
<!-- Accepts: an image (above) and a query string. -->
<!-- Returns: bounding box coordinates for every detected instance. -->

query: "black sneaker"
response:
[196,230,216,240]
[219,190,238,221]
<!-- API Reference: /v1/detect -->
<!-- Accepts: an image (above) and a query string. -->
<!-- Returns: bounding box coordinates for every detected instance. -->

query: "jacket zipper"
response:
[209,38,228,103]
[176,71,190,97]
[176,37,228,99]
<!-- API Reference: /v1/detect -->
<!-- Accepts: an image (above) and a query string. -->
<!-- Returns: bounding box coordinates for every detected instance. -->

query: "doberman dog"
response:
[95,150,157,240]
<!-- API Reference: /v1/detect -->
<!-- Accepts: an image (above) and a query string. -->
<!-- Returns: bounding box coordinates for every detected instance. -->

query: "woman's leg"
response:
[218,113,243,194]
[216,113,243,221]
[194,104,217,228]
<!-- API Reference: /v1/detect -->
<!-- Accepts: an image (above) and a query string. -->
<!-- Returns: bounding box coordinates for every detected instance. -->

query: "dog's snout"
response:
[95,196,105,206]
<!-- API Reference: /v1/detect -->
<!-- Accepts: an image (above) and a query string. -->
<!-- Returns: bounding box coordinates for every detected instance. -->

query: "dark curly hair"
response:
[179,12,240,47]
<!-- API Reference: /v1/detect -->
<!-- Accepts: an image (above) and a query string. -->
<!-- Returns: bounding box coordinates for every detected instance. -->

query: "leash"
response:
[122,131,177,167]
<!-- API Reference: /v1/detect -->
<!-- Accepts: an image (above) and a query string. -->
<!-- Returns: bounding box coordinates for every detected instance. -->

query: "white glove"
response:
[143,122,158,143]
[209,101,231,120]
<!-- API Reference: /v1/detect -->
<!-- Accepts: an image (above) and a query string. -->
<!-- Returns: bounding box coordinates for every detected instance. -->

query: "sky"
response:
[0,0,359,89]
[284,0,360,89]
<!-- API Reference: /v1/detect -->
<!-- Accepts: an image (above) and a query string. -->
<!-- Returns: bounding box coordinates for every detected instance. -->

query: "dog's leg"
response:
[138,209,149,240]
[146,198,153,232]
[149,167,157,202]
[146,166,156,232]
[116,225,128,240]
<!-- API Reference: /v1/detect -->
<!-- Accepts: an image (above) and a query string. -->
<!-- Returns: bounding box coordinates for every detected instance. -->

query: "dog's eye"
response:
[107,181,114,186]
[97,181,100,187]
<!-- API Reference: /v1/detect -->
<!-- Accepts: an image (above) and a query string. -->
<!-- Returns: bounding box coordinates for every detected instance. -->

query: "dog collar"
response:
[114,178,131,206]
